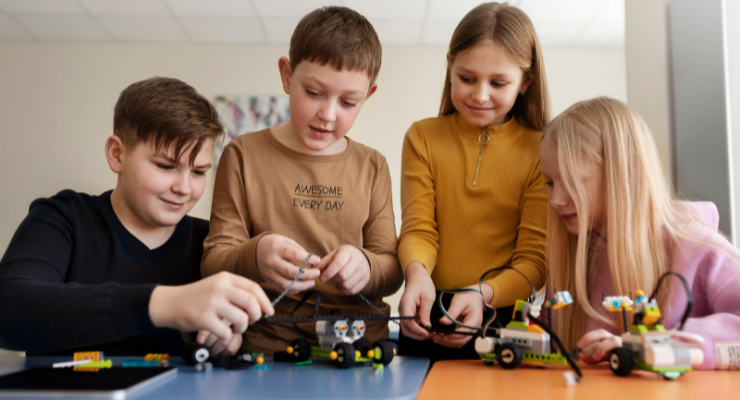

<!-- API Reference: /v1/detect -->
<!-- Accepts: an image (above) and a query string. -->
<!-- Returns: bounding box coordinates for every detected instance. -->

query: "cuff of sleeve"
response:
[398,244,436,277]
[113,284,158,337]
[240,232,272,281]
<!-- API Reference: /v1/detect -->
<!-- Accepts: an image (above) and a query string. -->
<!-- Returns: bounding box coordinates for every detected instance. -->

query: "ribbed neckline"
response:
[100,190,189,261]
[453,112,524,142]
[263,128,355,162]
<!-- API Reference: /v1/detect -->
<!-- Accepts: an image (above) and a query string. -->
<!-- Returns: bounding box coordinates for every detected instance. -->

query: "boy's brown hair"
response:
[113,77,223,166]
[290,6,382,83]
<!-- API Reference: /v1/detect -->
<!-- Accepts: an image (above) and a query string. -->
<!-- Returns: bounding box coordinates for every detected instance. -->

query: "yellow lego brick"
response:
[73,351,102,372]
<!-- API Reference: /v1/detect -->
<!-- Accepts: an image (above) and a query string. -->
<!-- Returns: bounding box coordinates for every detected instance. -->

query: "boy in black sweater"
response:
[0,77,273,356]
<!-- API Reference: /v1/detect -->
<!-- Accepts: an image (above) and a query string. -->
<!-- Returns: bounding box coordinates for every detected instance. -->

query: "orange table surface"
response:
[417,360,737,400]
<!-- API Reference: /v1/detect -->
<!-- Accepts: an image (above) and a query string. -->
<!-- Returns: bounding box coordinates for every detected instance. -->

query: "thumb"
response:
[439,296,465,326]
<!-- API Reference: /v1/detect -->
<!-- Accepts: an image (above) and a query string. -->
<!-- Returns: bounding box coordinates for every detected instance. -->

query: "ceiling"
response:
[0,0,624,46]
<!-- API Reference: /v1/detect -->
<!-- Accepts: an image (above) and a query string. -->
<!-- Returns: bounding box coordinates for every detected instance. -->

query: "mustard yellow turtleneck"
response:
[398,112,547,307]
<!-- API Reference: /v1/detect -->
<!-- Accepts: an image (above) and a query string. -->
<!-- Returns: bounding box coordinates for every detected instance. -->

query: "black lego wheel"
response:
[181,342,210,365]
[496,343,522,370]
[334,343,356,369]
[353,337,372,355]
[290,338,311,362]
[209,354,232,368]
[372,339,395,366]
[609,348,634,377]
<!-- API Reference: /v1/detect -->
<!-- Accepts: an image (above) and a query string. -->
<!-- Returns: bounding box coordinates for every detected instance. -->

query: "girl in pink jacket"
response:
[539,97,740,370]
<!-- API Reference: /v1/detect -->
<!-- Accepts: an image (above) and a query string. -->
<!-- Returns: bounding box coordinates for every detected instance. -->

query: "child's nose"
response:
[172,173,192,195]
[318,102,336,122]
[472,83,488,103]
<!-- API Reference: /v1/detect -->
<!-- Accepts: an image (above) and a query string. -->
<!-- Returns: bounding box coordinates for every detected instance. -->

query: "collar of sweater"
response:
[453,111,524,142]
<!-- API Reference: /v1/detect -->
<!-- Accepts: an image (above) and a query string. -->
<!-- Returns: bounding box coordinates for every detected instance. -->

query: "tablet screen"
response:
[0,367,176,398]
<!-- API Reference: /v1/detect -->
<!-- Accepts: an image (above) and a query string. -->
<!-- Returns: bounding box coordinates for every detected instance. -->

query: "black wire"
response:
[478,266,537,300]
[648,271,693,330]
[527,312,582,380]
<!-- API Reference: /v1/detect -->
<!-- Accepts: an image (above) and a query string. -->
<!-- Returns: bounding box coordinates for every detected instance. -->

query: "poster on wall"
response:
[213,95,290,167]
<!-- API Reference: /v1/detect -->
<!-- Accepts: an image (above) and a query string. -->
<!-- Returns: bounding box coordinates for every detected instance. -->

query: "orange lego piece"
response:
[73,351,102,372]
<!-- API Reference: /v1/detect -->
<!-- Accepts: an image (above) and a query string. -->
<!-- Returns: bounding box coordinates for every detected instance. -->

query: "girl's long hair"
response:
[439,2,551,131]
[544,97,710,350]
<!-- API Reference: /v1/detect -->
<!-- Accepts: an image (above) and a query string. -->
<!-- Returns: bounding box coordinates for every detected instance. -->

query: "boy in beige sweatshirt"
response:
[201,6,403,355]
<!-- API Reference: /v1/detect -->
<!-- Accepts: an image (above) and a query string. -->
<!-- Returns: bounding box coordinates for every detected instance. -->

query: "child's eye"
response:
[306,90,320,97]
[491,81,506,87]
[458,75,472,83]
[157,164,174,170]
[192,170,206,176]
[342,100,357,108]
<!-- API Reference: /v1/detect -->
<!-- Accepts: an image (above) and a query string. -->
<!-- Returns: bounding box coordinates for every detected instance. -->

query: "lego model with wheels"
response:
[426,266,583,385]
[264,253,418,369]
[603,271,704,380]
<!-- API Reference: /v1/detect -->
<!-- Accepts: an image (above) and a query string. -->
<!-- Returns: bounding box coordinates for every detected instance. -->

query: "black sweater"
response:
[0,190,207,355]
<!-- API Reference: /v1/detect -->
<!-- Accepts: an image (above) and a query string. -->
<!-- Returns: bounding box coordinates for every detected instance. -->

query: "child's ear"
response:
[278,57,292,95]
[105,135,125,173]
[519,71,534,95]
[366,82,378,100]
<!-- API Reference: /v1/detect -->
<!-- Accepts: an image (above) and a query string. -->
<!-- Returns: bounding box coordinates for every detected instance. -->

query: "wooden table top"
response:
[417,359,736,399]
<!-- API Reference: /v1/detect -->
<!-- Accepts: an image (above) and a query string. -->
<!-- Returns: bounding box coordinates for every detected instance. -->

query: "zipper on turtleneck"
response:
[473,125,490,186]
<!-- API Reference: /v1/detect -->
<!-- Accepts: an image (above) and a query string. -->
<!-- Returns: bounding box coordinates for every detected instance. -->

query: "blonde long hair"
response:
[439,2,550,131]
[544,97,705,349]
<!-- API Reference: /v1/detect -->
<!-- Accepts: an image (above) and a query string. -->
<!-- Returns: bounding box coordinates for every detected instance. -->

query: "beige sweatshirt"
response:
[201,128,403,355]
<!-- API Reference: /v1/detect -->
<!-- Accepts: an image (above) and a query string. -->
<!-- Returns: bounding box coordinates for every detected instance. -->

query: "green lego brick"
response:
[310,347,333,358]
[505,321,528,330]
[630,324,648,334]
[295,360,313,366]
[649,324,666,332]
[478,352,567,365]
[636,359,691,373]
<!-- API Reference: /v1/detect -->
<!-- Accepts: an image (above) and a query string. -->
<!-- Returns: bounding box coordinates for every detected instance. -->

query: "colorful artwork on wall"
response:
[213,95,290,167]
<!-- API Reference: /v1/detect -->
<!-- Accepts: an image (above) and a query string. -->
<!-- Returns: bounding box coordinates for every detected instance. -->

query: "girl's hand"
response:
[577,329,623,364]
[149,271,274,341]
[256,234,321,294]
[195,329,243,356]
[433,284,490,348]
[315,245,371,295]
[398,262,436,340]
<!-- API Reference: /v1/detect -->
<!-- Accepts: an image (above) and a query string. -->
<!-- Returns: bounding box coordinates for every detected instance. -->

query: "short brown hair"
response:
[113,77,223,166]
[289,6,382,83]
[440,2,551,131]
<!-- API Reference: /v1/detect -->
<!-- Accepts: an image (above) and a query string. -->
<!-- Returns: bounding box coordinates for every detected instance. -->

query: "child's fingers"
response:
[230,275,275,316]
[319,250,351,283]
[399,299,431,339]
[209,338,228,356]
[315,249,338,271]
[591,335,622,362]
[225,334,242,355]
[285,279,316,294]
[418,293,434,328]
[577,329,613,350]
[224,289,263,330]
[346,274,370,296]
[279,243,320,266]
[439,296,466,325]
[203,315,233,342]
[272,258,320,281]
[196,329,210,344]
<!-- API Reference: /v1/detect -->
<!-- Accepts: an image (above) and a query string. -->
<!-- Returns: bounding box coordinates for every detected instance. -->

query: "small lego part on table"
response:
[53,360,94,369]
[253,364,271,370]
[122,360,160,368]
[194,362,213,373]
[295,360,313,366]
[79,360,112,369]
[73,351,103,372]
[181,342,211,365]
[144,353,170,367]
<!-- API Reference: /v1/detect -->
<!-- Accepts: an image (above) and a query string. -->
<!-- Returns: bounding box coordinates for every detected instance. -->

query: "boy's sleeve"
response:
[485,157,548,307]
[0,196,156,353]
[201,141,269,281]
[397,122,440,276]
[359,158,404,297]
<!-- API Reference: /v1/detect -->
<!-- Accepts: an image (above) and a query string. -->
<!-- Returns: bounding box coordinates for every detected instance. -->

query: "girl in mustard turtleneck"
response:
[398,2,550,361]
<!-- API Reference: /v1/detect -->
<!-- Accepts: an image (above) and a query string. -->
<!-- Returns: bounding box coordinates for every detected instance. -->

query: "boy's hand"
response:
[256,234,321,294]
[577,329,623,364]
[149,271,274,342]
[315,245,370,295]
[433,287,485,348]
[398,262,435,341]
[196,329,243,356]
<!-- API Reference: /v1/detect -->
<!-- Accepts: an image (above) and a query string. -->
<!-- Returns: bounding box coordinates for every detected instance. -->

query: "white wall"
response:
[0,42,627,311]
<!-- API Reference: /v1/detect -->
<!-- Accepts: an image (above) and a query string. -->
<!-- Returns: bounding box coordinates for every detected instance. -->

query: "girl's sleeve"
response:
[485,157,548,307]
[680,238,740,369]
[398,122,439,276]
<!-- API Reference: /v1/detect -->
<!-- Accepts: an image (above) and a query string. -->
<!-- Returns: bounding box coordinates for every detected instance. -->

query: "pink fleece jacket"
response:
[586,201,740,369]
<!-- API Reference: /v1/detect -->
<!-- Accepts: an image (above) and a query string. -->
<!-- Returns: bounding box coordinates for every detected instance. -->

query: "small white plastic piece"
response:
[563,371,578,386]
[195,348,210,363]
[474,337,497,354]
